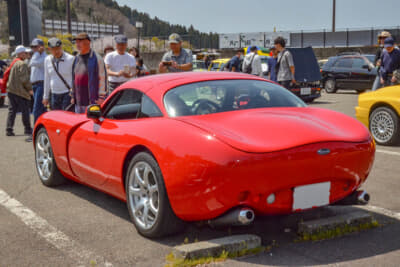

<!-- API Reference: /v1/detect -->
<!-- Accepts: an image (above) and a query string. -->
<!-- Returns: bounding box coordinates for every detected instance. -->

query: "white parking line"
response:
[360,205,400,220]
[376,149,400,157]
[0,188,113,267]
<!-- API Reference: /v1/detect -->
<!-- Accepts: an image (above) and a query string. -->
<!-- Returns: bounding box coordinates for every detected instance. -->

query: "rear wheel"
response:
[369,107,400,145]
[324,79,337,93]
[126,152,185,237]
[35,128,66,186]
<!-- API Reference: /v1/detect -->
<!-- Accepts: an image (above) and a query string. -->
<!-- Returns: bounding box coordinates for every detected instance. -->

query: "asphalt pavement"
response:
[0,89,399,267]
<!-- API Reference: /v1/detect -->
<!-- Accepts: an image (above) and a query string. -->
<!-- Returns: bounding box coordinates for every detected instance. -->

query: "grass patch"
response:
[296,220,379,242]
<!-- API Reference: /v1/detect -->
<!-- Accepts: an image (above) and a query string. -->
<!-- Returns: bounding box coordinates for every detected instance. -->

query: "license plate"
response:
[293,182,330,211]
[300,87,311,95]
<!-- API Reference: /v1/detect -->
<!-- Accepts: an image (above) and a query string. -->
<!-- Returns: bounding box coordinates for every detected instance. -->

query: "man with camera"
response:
[159,33,192,73]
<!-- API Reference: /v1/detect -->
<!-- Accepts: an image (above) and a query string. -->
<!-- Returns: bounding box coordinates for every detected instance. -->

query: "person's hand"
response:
[171,61,179,70]
[158,62,167,73]
[122,72,131,78]
[391,76,397,83]
[42,99,49,106]
[117,70,124,77]
[380,77,385,85]
[29,90,34,96]
[71,98,75,104]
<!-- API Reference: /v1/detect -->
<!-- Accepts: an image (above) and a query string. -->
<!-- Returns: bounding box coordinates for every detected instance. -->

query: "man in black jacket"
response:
[372,31,391,91]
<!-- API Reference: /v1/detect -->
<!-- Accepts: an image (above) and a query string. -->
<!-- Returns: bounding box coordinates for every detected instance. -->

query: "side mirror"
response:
[86,104,102,119]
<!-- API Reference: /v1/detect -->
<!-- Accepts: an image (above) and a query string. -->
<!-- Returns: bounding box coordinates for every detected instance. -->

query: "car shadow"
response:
[53,181,400,265]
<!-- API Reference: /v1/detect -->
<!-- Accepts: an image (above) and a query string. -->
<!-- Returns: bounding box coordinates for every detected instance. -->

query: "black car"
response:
[285,47,322,103]
[321,55,377,93]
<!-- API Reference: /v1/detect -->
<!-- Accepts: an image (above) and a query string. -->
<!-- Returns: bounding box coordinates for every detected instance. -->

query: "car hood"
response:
[177,107,370,153]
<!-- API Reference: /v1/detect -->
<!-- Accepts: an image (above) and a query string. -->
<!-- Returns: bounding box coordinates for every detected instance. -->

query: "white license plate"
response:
[300,87,311,95]
[293,182,330,211]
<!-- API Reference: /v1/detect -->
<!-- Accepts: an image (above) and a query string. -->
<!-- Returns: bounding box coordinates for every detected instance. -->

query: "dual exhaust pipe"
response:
[335,190,370,206]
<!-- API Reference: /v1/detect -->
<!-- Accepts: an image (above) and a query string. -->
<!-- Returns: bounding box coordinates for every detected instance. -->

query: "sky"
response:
[116,0,399,34]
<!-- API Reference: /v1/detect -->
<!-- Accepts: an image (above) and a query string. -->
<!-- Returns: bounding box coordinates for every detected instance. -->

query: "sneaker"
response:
[25,136,33,142]
[6,131,15,136]
[24,130,33,136]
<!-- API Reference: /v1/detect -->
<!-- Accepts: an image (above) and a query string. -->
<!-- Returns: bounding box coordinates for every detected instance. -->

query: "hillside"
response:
[42,0,219,49]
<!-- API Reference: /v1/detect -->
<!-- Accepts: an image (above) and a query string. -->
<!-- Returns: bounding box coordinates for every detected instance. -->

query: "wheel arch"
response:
[369,102,400,119]
[33,123,45,145]
[122,145,158,192]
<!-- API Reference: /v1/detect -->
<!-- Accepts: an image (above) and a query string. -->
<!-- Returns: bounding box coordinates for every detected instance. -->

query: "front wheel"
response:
[126,152,185,237]
[35,128,66,186]
[369,107,400,146]
[324,79,337,93]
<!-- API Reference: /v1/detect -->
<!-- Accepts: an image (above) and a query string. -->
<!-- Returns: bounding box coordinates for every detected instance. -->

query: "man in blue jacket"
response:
[380,37,400,86]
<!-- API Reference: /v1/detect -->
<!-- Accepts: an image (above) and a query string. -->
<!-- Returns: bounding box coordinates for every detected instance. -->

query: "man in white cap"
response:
[5,45,33,137]
[104,34,136,93]
[159,33,192,73]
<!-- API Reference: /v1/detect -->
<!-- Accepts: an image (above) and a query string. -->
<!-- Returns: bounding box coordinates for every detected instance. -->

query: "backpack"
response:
[2,58,21,90]
[243,53,256,74]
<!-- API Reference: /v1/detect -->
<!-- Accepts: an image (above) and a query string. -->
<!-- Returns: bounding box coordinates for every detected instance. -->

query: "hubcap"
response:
[35,133,53,181]
[128,161,159,230]
[370,110,395,143]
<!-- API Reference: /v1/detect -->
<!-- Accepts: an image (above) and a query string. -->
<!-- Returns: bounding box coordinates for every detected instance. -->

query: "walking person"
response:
[267,46,278,82]
[372,31,391,91]
[71,33,107,114]
[43,38,74,111]
[379,37,400,86]
[274,37,296,89]
[5,46,33,137]
[242,46,262,76]
[104,35,136,94]
[29,38,47,123]
[228,49,242,72]
[159,33,193,73]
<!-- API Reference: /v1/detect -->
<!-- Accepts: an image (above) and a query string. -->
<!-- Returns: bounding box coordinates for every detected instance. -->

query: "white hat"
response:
[14,45,27,55]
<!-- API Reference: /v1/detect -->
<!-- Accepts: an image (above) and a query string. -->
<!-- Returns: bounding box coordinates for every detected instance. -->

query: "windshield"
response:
[164,80,306,117]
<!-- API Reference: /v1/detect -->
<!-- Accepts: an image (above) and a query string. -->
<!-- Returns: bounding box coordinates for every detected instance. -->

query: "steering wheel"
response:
[191,99,220,115]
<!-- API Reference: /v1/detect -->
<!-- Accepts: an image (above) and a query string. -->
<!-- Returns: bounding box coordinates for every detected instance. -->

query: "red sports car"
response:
[33,72,375,237]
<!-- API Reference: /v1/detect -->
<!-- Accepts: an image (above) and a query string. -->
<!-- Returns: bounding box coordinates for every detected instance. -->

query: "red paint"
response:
[33,72,375,221]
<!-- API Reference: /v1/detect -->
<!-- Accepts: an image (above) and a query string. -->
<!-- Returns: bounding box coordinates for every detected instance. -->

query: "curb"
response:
[172,234,261,260]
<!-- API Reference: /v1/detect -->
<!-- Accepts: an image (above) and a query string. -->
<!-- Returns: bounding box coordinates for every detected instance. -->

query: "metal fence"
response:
[219,26,400,49]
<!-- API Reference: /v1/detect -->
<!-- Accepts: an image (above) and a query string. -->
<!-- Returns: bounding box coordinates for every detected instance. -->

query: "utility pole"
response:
[66,0,72,34]
[332,0,336,32]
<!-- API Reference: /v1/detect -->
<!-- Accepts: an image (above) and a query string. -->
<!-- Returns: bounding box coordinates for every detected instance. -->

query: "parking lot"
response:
[1,90,400,267]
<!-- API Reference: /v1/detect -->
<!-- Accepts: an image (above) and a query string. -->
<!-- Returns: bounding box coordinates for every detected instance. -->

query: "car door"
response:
[68,89,144,187]
[331,57,352,88]
[350,57,374,90]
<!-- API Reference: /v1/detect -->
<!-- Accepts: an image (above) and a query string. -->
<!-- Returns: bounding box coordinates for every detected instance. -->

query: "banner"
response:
[219,31,291,49]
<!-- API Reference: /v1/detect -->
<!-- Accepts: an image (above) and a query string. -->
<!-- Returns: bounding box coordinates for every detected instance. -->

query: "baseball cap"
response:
[73,32,91,41]
[168,33,182,44]
[384,37,395,47]
[114,34,127,44]
[48,38,62,48]
[30,38,44,47]
[14,45,27,55]
[378,31,391,38]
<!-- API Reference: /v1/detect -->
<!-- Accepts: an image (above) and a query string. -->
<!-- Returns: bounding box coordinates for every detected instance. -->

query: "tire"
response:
[35,128,66,186]
[324,79,337,93]
[369,107,400,146]
[125,152,185,237]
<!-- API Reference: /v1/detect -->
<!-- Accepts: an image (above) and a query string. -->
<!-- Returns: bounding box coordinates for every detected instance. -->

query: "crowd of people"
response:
[2,32,158,141]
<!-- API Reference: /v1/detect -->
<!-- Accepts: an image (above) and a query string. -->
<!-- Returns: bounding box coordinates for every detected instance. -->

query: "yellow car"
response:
[208,58,230,71]
[355,85,400,145]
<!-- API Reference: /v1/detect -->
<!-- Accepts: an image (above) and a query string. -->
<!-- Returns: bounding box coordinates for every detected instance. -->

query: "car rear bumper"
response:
[170,139,375,221]
[289,87,321,102]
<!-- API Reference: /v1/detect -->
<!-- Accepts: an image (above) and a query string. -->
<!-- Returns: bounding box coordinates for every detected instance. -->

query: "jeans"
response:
[6,93,32,134]
[32,81,47,123]
[75,105,87,114]
[51,92,71,110]
[108,82,123,94]
[371,75,382,91]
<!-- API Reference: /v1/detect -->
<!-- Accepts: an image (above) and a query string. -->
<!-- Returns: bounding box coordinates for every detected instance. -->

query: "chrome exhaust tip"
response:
[357,190,370,205]
[208,208,255,228]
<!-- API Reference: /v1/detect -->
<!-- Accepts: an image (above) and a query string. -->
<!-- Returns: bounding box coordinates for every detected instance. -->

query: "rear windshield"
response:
[164,80,306,117]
